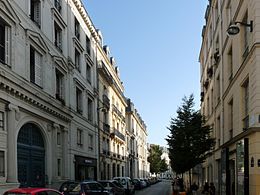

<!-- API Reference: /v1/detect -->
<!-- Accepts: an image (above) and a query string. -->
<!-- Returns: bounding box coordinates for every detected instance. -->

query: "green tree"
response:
[148,145,168,174]
[166,94,215,185]
[160,158,168,173]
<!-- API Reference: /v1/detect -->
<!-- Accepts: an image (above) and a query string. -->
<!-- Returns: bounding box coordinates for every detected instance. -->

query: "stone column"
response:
[7,103,20,183]
[62,127,69,179]
[52,123,59,180]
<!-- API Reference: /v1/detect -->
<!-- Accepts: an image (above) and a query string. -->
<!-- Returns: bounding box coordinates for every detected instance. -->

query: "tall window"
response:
[0,151,4,177]
[242,12,249,57]
[216,75,220,101]
[57,159,61,176]
[55,68,64,101]
[54,0,61,13]
[86,63,92,84]
[86,35,91,56]
[30,46,42,86]
[54,22,62,52]
[88,134,93,151]
[242,79,249,129]
[30,0,41,27]
[57,131,61,145]
[0,19,10,65]
[77,129,83,145]
[76,87,82,114]
[228,99,233,139]
[75,49,80,72]
[228,47,233,81]
[75,18,80,40]
[87,97,93,122]
[0,112,4,131]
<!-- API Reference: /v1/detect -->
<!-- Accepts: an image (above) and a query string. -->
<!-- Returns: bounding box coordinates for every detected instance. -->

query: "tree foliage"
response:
[148,145,168,174]
[166,94,215,174]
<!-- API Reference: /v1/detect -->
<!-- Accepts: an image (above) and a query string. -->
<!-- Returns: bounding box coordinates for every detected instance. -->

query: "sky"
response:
[83,1,208,147]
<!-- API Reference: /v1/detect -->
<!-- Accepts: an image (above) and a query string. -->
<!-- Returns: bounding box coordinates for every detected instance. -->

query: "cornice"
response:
[0,66,72,122]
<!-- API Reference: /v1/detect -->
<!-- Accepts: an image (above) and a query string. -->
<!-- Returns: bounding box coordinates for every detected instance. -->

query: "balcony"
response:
[110,128,125,142]
[98,62,113,84]
[112,105,125,121]
[103,94,110,109]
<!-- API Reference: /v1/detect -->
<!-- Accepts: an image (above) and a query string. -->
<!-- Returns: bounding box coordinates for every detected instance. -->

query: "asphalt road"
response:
[135,179,172,195]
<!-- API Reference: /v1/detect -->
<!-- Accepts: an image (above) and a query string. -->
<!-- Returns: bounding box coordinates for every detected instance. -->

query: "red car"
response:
[4,188,63,195]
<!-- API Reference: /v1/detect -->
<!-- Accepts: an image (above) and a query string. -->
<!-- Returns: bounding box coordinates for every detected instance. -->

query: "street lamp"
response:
[227,20,253,36]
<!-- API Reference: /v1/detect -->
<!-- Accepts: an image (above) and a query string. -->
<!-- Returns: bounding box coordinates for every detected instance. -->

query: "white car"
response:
[113,177,135,195]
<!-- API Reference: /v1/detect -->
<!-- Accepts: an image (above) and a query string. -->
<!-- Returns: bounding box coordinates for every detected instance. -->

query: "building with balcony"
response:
[0,0,100,192]
[199,0,260,194]
[125,99,149,179]
[97,43,127,180]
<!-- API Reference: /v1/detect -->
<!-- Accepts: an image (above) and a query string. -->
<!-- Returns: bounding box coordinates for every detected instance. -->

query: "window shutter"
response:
[34,50,42,86]
[34,1,41,27]
[5,26,10,65]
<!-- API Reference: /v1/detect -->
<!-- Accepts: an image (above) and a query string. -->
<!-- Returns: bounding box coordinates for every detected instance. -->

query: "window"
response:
[57,159,61,176]
[76,87,82,114]
[0,19,10,65]
[54,0,62,13]
[0,151,4,176]
[88,134,93,150]
[216,75,220,101]
[242,13,249,56]
[57,131,61,145]
[75,49,80,72]
[242,79,249,129]
[30,0,41,27]
[87,97,93,122]
[54,22,62,52]
[0,112,4,131]
[228,99,233,139]
[55,68,65,102]
[75,18,80,40]
[77,129,83,145]
[227,47,233,81]
[86,35,91,56]
[86,63,92,84]
[30,46,42,86]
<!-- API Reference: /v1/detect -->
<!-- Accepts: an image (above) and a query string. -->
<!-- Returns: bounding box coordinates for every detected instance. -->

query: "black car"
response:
[59,180,110,195]
[98,180,125,195]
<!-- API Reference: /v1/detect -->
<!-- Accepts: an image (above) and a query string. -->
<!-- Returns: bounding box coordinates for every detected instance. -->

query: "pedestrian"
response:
[209,182,215,195]
[190,182,199,195]
[202,182,209,195]
[172,177,180,195]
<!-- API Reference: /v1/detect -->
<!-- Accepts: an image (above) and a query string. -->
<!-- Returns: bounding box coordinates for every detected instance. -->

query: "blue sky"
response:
[83,1,208,146]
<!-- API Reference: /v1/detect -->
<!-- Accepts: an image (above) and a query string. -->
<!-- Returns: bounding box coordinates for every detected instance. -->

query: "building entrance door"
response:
[17,123,45,187]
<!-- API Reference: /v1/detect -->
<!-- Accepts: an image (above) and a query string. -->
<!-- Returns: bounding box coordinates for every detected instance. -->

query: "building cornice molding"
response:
[0,66,72,122]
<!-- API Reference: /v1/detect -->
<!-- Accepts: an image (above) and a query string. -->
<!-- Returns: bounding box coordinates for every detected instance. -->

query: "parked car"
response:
[59,180,110,195]
[98,180,125,195]
[113,177,135,195]
[132,179,143,190]
[4,188,63,195]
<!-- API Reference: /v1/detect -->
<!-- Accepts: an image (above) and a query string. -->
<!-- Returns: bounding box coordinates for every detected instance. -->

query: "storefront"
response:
[74,155,97,181]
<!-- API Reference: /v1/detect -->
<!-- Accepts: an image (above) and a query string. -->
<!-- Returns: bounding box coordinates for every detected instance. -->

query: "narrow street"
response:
[135,180,172,195]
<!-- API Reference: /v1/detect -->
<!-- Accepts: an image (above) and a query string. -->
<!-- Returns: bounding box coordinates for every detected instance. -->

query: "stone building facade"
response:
[0,0,149,193]
[200,0,260,194]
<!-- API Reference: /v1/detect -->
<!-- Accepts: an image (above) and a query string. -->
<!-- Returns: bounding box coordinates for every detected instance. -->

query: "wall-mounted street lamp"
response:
[227,20,253,36]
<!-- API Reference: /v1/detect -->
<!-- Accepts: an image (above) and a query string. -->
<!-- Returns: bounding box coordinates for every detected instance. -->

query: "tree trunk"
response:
[189,169,192,190]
